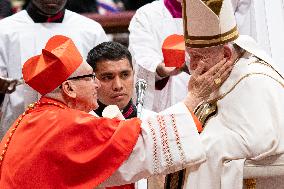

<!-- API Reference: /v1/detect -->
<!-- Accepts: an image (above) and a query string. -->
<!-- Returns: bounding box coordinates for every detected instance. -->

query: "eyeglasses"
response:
[59,73,96,89]
[67,73,96,81]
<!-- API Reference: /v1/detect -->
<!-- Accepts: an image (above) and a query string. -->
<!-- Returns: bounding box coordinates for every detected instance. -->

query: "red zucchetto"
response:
[162,34,185,68]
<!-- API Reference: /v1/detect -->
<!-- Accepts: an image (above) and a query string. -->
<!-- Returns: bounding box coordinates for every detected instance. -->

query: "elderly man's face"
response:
[32,0,67,15]
[71,62,101,112]
[95,58,134,110]
[187,46,224,73]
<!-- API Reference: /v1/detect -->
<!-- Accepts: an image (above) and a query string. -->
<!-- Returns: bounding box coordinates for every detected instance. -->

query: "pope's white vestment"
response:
[128,0,190,112]
[184,36,284,189]
[0,10,108,137]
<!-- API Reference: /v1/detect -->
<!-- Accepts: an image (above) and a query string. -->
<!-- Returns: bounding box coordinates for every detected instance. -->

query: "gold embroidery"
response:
[249,58,284,80]
[165,169,186,189]
[183,0,189,40]
[194,101,218,126]
[157,115,174,169]
[201,0,223,16]
[0,101,66,174]
[185,27,239,47]
[186,26,239,44]
[215,73,284,103]
[244,179,256,189]
[148,120,160,174]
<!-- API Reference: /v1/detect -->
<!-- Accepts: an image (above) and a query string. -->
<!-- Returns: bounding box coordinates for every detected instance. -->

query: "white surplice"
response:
[0,10,108,137]
[128,0,190,112]
[184,37,284,189]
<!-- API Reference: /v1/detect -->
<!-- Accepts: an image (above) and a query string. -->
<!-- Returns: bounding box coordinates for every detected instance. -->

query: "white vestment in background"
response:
[0,10,108,137]
[232,0,284,73]
[184,36,284,189]
[129,0,190,112]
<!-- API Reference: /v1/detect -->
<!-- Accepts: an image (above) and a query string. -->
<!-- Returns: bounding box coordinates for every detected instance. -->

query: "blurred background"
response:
[0,0,156,45]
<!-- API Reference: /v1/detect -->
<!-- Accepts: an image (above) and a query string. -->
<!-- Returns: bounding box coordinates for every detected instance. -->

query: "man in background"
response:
[87,41,235,189]
[129,0,187,113]
[87,36,139,189]
[88,42,137,120]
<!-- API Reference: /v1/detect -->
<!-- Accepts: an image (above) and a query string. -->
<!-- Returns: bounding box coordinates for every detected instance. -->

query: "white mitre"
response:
[183,0,238,48]
[183,0,275,65]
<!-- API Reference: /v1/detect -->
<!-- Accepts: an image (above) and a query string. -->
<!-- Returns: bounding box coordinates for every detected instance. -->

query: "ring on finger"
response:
[214,78,222,85]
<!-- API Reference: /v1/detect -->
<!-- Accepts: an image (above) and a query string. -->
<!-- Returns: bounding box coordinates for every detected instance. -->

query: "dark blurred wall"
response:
[122,0,155,10]
[66,0,98,13]
[22,0,98,13]
[0,0,13,18]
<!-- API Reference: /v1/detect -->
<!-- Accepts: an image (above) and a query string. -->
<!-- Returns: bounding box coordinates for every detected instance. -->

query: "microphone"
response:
[135,79,147,118]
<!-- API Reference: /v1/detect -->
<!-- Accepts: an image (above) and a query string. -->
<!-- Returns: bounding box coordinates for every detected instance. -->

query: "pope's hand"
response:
[184,58,234,111]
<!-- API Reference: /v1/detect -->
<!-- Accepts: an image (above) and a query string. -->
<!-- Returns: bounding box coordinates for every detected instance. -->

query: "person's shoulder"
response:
[0,10,32,34]
[55,108,100,126]
[0,10,30,26]
[134,0,165,18]
[222,53,283,98]
[64,10,103,29]
[61,107,93,117]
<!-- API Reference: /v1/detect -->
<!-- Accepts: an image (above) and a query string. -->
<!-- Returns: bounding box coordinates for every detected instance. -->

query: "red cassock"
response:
[0,97,141,189]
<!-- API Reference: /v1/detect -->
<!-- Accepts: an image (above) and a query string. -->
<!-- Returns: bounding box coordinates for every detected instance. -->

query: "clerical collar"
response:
[94,100,137,119]
[26,2,65,23]
[164,0,182,18]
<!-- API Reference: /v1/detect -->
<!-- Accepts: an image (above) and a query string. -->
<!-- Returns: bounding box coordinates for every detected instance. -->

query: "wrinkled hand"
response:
[184,58,234,111]
[0,76,20,94]
[156,62,182,78]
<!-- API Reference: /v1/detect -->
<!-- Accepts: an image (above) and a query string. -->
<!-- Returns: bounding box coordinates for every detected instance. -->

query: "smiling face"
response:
[32,0,67,15]
[95,58,134,110]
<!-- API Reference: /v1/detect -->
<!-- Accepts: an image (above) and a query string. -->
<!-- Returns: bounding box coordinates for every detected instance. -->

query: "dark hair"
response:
[87,41,133,70]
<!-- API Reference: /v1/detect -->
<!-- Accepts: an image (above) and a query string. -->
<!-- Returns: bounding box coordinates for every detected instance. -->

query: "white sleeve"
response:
[231,0,252,12]
[0,31,8,77]
[100,103,206,187]
[95,24,109,44]
[128,9,163,73]
[128,9,164,109]
[232,0,253,36]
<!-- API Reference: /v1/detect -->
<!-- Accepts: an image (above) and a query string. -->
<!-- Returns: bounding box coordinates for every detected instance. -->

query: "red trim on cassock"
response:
[190,111,203,133]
